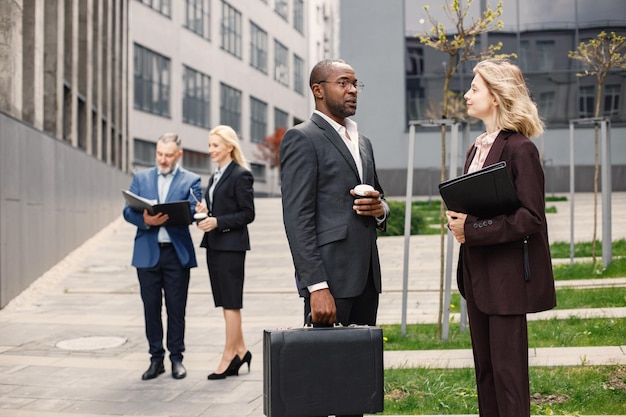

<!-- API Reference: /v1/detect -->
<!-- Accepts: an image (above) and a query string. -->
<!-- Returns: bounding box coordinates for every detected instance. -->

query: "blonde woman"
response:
[195,125,255,380]
[446,59,556,417]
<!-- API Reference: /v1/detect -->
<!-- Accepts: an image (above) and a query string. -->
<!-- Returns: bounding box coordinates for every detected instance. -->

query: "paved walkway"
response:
[0,192,624,417]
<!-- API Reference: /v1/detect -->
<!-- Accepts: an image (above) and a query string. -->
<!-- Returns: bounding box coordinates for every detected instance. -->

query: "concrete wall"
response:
[0,112,131,308]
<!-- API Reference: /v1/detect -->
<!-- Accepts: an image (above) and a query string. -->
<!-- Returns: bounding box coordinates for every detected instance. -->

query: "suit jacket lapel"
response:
[165,168,183,202]
[149,168,160,201]
[483,130,513,167]
[464,130,513,173]
[358,136,373,184]
[311,113,361,182]
[215,164,233,193]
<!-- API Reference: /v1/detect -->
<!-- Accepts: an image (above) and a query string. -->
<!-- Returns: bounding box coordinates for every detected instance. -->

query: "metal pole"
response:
[401,124,416,335]
[569,121,575,264]
[459,123,470,331]
[442,122,459,340]
[600,120,612,268]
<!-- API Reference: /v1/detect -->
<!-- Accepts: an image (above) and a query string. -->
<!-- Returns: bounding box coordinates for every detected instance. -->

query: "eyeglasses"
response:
[318,79,365,92]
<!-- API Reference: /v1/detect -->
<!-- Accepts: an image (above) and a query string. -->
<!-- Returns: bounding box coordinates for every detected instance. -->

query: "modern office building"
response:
[340,0,626,196]
[128,0,338,195]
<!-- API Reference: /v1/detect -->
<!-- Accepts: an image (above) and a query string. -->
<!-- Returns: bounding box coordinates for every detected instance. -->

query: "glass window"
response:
[250,162,267,183]
[133,138,156,167]
[536,40,555,72]
[133,43,171,117]
[293,0,304,34]
[183,148,211,175]
[275,0,288,21]
[539,91,555,120]
[138,0,171,16]
[250,21,268,73]
[185,0,211,39]
[293,54,305,95]
[406,46,423,75]
[274,107,289,130]
[220,82,242,133]
[604,84,620,117]
[274,39,289,86]
[250,96,268,144]
[183,66,211,128]
[518,40,530,73]
[579,86,595,118]
[221,1,242,58]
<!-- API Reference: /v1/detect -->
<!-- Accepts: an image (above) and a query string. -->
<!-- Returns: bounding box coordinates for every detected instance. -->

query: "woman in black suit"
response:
[195,125,255,380]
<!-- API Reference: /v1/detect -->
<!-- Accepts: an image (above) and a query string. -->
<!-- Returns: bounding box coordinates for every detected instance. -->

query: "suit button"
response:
[473,223,479,229]
[482,221,488,227]
[488,220,493,225]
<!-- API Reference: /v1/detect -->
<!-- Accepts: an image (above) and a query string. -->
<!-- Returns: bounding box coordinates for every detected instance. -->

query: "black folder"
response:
[122,189,192,226]
[438,161,520,219]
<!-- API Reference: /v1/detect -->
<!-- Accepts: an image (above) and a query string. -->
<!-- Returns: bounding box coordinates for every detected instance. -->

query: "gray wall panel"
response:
[0,112,130,308]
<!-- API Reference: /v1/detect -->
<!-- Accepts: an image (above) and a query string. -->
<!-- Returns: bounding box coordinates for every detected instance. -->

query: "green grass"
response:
[448,286,626,313]
[550,238,626,258]
[383,366,626,415]
[555,287,626,309]
[380,317,626,351]
[554,257,626,280]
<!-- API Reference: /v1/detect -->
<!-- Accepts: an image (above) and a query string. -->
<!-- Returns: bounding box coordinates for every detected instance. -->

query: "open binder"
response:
[438,161,520,219]
[122,189,192,226]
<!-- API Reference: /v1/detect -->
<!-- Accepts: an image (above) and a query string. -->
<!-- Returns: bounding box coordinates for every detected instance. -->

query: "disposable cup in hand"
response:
[353,184,375,198]
[194,213,208,223]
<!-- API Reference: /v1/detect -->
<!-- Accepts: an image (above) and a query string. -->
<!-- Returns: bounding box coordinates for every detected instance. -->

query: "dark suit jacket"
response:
[123,166,201,269]
[200,162,255,252]
[280,113,387,299]
[458,130,556,315]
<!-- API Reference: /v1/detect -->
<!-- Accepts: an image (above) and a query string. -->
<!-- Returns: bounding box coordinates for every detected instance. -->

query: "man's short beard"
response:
[158,165,173,175]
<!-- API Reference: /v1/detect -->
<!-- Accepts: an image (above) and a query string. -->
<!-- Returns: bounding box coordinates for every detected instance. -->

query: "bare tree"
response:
[418,0,512,339]
[568,31,626,266]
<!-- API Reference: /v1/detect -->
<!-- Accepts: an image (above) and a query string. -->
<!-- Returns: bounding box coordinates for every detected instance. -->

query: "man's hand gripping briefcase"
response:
[263,325,384,417]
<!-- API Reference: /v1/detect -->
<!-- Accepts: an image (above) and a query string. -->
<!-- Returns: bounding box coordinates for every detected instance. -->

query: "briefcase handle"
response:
[305,313,342,328]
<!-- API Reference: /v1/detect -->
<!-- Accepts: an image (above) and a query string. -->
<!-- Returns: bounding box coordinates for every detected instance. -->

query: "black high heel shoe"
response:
[229,351,252,376]
[207,355,241,380]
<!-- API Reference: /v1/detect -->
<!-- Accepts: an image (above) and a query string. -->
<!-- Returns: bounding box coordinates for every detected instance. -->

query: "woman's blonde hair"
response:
[473,59,545,138]
[209,125,250,170]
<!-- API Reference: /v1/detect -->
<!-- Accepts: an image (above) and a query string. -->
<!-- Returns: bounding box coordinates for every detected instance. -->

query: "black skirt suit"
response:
[200,162,255,309]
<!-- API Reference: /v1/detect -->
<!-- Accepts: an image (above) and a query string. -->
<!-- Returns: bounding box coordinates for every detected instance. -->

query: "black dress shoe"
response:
[141,361,165,380]
[172,361,187,379]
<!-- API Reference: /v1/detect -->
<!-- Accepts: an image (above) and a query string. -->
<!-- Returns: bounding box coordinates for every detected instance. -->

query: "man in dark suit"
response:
[280,59,388,416]
[281,58,389,328]
[123,132,201,381]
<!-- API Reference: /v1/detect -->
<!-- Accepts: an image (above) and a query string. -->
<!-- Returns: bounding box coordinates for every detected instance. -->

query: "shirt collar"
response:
[474,130,500,147]
[216,160,232,174]
[314,110,358,136]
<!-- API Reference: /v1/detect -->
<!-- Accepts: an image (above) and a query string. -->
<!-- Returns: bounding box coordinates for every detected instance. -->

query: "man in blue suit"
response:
[123,133,202,380]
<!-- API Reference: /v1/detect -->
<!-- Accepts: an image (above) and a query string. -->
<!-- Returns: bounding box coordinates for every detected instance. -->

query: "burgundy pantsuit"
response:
[457,130,556,417]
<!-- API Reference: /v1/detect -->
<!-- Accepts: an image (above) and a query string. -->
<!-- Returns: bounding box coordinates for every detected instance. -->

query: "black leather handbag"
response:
[263,324,384,417]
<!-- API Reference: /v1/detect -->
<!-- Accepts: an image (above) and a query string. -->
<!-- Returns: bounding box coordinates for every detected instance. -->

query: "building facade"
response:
[341,0,626,196]
[128,0,338,195]
[0,0,129,168]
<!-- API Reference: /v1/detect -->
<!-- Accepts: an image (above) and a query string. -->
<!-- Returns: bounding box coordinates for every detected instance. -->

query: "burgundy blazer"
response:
[458,130,556,315]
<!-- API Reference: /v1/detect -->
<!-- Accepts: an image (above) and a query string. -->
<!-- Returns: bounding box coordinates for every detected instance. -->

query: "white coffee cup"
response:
[353,184,375,197]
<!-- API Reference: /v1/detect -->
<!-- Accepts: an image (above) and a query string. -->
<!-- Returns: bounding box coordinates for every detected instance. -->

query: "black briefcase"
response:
[263,325,384,417]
